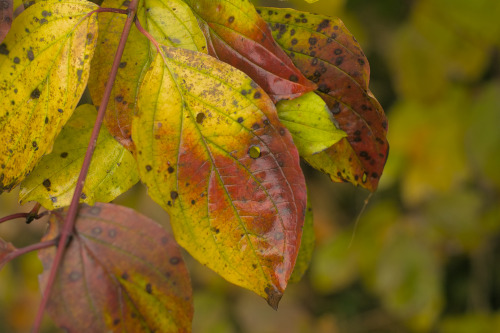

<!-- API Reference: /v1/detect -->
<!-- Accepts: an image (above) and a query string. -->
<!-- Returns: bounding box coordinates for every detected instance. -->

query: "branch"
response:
[0,239,57,270]
[0,203,46,224]
[32,1,141,331]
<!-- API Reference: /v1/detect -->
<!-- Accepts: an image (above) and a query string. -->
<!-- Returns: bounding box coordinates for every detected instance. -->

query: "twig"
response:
[0,239,57,270]
[31,1,140,331]
[0,203,47,224]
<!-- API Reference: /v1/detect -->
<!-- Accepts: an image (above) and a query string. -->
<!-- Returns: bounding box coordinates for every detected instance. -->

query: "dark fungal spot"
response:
[256,8,261,14]
[263,119,270,126]
[228,16,234,23]
[358,58,365,66]
[250,81,258,89]
[289,74,298,82]
[371,172,379,178]
[146,283,152,294]
[285,13,291,19]
[290,29,295,36]
[86,33,94,45]
[382,121,388,130]
[121,272,129,280]
[291,38,298,45]
[0,44,9,55]
[45,117,49,124]
[31,88,41,99]
[301,18,307,23]
[115,95,123,102]
[41,10,52,17]
[253,91,261,99]
[42,179,51,188]
[88,205,101,216]
[318,84,330,94]
[60,152,68,158]
[191,200,195,205]
[0,0,9,9]
[113,319,120,326]
[27,49,34,61]
[39,18,48,25]
[58,108,63,113]
[92,227,102,236]
[308,37,317,45]
[145,165,152,172]
[311,58,318,66]
[50,196,57,203]
[119,61,127,68]
[279,128,286,136]
[77,69,83,81]
[317,19,330,32]
[81,193,87,199]
[252,123,260,130]
[169,257,180,265]
[167,166,174,173]
[330,102,341,114]
[170,191,178,200]
[32,141,37,148]
[237,117,244,123]
[335,57,343,66]
[241,89,247,96]
[196,112,206,124]
[13,57,20,64]
[334,48,342,55]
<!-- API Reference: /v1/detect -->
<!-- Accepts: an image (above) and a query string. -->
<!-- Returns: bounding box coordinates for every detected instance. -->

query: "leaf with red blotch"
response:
[0,237,16,270]
[0,0,13,43]
[260,8,389,191]
[133,45,307,309]
[38,203,193,332]
[183,0,316,103]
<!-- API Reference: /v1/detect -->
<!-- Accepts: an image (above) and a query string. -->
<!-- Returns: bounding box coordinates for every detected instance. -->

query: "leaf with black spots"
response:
[38,203,193,332]
[184,0,316,102]
[260,8,389,191]
[133,45,307,308]
[0,0,98,192]
[19,105,139,209]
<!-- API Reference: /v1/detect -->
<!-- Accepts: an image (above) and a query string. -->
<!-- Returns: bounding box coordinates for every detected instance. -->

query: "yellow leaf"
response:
[0,0,98,192]
[19,105,139,209]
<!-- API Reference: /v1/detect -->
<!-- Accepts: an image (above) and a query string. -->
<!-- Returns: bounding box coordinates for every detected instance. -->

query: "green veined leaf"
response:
[19,104,139,209]
[133,45,307,308]
[276,91,346,156]
[39,203,193,332]
[88,0,206,152]
[260,8,388,191]
[289,197,314,283]
[184,0,316,102]
[0,0,98,192]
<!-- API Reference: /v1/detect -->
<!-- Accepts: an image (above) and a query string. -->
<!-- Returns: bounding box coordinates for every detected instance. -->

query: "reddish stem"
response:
[0,239,57,269]
[0,203,46,224]
[32,1,140,331]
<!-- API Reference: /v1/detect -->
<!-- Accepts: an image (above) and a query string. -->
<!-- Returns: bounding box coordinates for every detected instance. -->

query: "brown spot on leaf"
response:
[42,179,51,188]
[196,112,206,124]
[169,257,180,265]
[31,88,41,99]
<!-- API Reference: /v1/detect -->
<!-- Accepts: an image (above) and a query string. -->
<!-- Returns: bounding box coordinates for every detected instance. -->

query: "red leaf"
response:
[38,203,193,332]
[0,237,16,269]
[260,8,389,191]
[0,0,13,43]
[184,0,316,102]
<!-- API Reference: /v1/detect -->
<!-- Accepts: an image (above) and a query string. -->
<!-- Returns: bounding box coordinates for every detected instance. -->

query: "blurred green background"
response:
[2,0,500,332]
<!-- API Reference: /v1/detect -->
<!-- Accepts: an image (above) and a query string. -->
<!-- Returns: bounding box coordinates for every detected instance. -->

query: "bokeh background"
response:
[2,0,500,332]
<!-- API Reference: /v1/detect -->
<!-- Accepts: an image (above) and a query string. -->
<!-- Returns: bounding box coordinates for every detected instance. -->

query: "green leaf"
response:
[133,45,307,309]
[289,198,314,283]
[19,104,139,209]
[39,203,193,332]
[276,92,346,156]
[0,0,98,192]
[88,0,206,152]
[260,7,388,191]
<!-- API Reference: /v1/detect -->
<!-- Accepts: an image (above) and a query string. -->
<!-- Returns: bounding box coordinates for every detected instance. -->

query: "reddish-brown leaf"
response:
[38,203,193,332]
[183,0,316,103]
[0,0,12,43]
[0,237,16,269]
[260,8,389,191]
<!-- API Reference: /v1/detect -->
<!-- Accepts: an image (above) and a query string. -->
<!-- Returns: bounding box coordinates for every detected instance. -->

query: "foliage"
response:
[0,0,388,331]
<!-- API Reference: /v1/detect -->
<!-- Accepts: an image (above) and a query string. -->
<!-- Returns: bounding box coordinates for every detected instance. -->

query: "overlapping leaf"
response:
[133,45,307,308]
[183,0,316,102]
[289,197,314,283]
[88,0,206,152]
[260,8,389,191]
[19,104,139,209]
[38,203,193,332]
[0,237,16,270]
[0,0,98,192]
[0,0,12,43]
[276,91,346,156]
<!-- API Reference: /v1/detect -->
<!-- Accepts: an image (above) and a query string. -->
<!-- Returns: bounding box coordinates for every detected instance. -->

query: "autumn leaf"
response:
[133,45,307,308]
[0,0,12,43]
[276,91,346,156]
[260,8,389,191]
[0,0,98,192]
[38,203,193,332]
[88,0,206,152]
[183,0,316,103]
[19,104,139,210]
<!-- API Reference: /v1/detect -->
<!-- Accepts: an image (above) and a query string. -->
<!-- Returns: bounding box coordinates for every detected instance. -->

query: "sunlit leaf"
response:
[276,91,346,156]
[260,8,388,191]
[0,237,16,270]
[0,0,13,43]
[38,203,193,332]
[19,104,139,209]
[289,197,314,283]
[0,0,98,192]
[133,46,307,308]
[184,0,316,102]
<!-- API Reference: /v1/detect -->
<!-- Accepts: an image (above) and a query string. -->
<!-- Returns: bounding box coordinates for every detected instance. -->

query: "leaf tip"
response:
[264,285,283,310]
